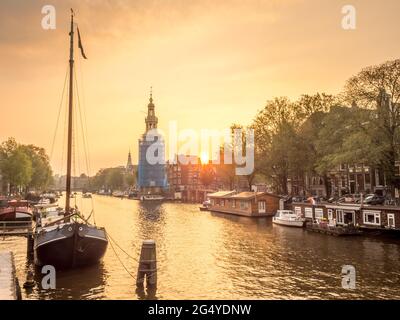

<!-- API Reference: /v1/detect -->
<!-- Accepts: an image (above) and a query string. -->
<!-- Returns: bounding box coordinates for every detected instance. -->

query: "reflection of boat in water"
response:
[140,195,164,201]
[33,10,108,269]
[272,210,305,227]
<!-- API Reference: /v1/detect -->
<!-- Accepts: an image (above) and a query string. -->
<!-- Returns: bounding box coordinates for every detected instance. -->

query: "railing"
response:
[0,220,33,237]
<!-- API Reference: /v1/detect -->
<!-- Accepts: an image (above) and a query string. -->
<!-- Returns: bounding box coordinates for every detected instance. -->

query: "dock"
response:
[0,221,33,237]
[306,223,362,236]
[0,251,21,300]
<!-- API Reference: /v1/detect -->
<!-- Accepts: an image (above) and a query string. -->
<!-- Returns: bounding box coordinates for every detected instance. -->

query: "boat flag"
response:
[77,27,87,59]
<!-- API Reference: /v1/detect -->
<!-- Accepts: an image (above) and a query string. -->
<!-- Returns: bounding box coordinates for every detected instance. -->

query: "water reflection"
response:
[24,262,107,300]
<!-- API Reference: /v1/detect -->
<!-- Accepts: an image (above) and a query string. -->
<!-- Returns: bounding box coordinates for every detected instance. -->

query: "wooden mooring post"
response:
[26,234,34,260]
[136,240,157,288]
[0,251,22,300]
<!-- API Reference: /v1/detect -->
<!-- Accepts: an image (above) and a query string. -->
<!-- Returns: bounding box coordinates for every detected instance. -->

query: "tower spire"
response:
[149,86,153,103]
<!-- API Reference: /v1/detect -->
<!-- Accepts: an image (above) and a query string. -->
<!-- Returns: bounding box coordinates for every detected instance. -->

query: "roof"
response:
[208,191,282,199]
[208,191,236,198]
[231,192,265,199]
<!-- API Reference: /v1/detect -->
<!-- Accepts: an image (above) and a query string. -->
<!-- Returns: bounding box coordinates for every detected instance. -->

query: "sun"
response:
[200,151,209,164]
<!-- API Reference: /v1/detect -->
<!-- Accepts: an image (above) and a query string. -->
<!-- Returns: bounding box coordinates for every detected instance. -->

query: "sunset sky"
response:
[1,0,400,175]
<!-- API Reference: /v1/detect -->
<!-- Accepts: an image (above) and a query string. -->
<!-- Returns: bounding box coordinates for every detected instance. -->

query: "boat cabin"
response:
[208,191,281,217]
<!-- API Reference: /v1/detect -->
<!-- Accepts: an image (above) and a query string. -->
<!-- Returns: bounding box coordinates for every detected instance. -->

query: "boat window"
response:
[305,207,313,218]
[363,211,381,225]
[315,208,323,219]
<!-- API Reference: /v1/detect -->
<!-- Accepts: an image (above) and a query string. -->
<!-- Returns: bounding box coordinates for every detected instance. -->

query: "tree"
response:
[106,168,124,190]
[20,144,53,191]
[0,145,32,193]
[252,97,304,194]
[344,59,400,193]
[297,93,340,196]
[125,172,136,187]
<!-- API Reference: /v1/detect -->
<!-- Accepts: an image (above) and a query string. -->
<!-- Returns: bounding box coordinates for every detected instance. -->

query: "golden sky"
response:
[1,0,400,175]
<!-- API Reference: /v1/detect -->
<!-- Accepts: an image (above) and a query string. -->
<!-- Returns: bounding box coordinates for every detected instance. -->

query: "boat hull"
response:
[34,222,108,269]
[272,217,305,228]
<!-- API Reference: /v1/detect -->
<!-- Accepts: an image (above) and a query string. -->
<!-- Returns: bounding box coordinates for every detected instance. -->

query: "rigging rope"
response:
[107,233,137,279]
[50,66,69,161]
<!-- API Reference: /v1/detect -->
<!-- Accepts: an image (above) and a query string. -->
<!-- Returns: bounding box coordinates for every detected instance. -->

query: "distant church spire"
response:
[126,150,133,173]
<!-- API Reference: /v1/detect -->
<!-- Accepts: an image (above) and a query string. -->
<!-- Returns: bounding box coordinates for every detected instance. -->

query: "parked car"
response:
[363,194,386,205]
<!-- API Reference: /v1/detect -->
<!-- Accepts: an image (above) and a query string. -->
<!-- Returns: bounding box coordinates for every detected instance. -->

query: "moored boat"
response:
[199,199,211,211]
[273,210,305,227]
[0,199,32,222]
[140,194,164,201]
[33,10,108,269]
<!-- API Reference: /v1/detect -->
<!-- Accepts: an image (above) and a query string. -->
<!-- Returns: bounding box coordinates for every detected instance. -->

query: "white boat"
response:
[272,210,305,227]
[140,195,164,201]
[112,191,125,198]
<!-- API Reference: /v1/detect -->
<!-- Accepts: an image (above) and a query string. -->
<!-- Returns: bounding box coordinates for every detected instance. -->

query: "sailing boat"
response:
[33,10,108,269]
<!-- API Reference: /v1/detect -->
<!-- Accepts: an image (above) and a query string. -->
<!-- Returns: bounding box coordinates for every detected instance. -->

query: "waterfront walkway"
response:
[0,251,20,300]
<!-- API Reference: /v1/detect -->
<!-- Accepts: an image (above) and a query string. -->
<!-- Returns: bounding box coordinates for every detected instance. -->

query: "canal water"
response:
[1,195,400,299]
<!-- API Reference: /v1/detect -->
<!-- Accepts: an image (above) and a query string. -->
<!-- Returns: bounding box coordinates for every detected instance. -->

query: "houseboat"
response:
[208,191,281,217]
[291,201,400,235]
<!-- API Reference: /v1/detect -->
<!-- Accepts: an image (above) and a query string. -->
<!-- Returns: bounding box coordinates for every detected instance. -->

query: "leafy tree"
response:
[252,97,304,194]
[343,59,400,192]
[20,144,53,190]
[0,145,32,193]
[125,172,136,187]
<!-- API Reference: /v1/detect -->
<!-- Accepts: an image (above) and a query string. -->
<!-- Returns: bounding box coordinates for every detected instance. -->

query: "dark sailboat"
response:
[34,10,108,269]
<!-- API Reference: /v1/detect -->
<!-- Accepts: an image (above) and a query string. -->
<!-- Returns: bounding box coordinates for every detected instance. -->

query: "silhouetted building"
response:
[126,150,134,174]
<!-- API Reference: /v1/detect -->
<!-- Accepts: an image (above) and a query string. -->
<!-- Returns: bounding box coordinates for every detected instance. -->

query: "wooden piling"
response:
[136,240,157,288]
[26,234,34,259]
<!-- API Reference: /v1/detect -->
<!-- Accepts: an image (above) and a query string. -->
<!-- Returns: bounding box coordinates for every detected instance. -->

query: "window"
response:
[328,209,333,220]
[305,207,313,218]
[240,201,248,210]
[337,210,344,224]
[232,200,236,208]
[387,214,395,228]
[315,208,323,219]
[363,210,381,226]
[294,207,302,216]
[221,199,225,206]
[258,201,266,213]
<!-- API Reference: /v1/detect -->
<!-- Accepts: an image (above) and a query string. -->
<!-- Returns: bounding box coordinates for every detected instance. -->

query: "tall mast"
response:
[65,9,74,214]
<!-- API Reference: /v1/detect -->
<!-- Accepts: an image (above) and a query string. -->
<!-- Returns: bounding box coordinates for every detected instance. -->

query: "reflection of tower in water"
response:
[136,202,166,242]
